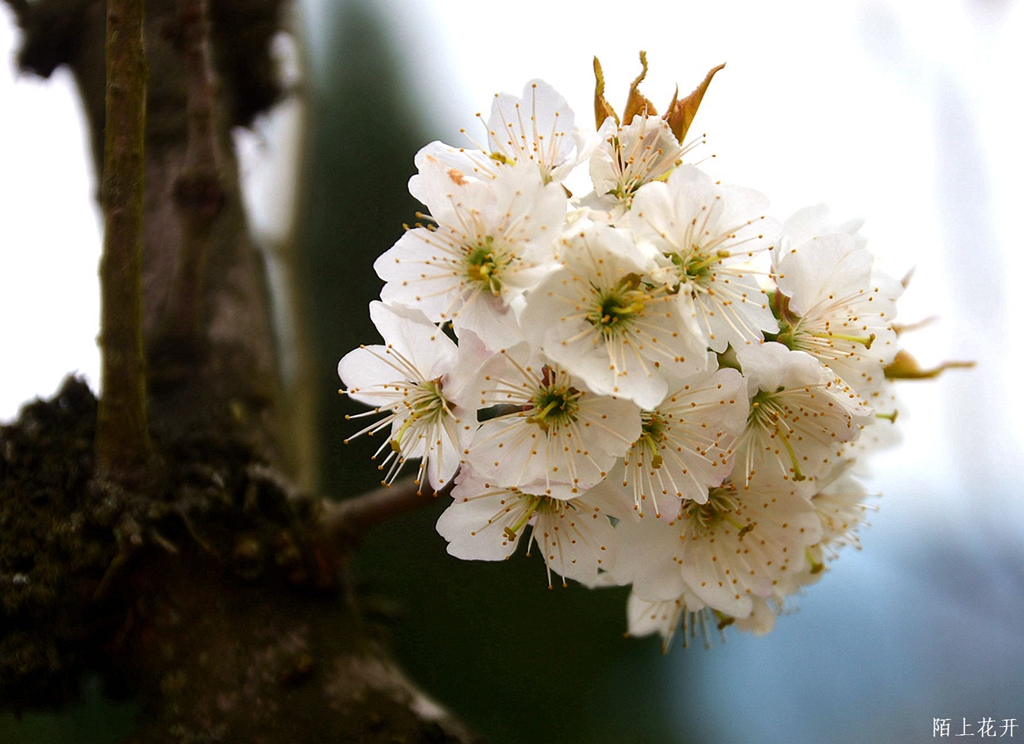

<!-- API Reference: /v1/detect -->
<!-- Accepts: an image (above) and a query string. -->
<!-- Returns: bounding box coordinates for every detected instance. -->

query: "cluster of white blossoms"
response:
[338,56,907,650]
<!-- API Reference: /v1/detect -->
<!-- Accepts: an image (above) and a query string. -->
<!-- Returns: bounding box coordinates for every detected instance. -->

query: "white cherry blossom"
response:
[520,224,707,409]
[435,469,618,587]
[335,68,914,646]
[626,590,777,650]
[463,344,641,498]
[730,596,779,636]
[626,589,710,652]
[781,203,868,250]
[772,228,902,397]
[608,477,821,618]
[484,79,585,184]
[734,342,873,494]
[631,165,780,351]
[838,382,903,473]
[338,302,468,493]
[376,157,566,349]
[587,114,689,216]
[771,468,876,598]
[411,80,585,186]
[619,360,747,518]
[671,480,819,619]
[811,470,875,558]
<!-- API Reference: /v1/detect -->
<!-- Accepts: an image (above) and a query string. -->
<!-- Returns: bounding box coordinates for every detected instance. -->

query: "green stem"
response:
[96,0,152,478]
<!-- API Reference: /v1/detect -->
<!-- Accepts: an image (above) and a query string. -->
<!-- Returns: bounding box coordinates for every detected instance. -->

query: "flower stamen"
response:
[808,330,876,349]
[586,273,647,336]
[464,237,507,296]
[503,495,542,540]
[526,373,582,431]
[681,487,744,535]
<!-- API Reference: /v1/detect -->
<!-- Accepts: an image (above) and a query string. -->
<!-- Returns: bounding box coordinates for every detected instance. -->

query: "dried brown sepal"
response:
[593,56,620,129]
[664,62,726,144]
[884,349,975,380]
[622,50,658,124]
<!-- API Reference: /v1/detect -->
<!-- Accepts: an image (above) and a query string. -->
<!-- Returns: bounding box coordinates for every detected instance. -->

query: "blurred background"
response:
[2,0,1022,741]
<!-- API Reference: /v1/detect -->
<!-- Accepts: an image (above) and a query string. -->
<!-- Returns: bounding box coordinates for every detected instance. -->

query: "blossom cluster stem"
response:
[96,0,152,478]
[320,477,451,544]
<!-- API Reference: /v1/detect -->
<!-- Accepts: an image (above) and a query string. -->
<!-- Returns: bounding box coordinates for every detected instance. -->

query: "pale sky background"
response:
[2,2,1023,741]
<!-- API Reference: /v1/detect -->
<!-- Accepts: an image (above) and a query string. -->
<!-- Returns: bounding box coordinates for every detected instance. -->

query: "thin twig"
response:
[320,477,453,544]
[95,0,152,479]
[167,0,227,339]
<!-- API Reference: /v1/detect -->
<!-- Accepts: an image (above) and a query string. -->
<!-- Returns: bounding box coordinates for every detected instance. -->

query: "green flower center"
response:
[682,487,752,537]
[637,411,668,469]
[389,378,447,452]
[465,237,506,296]
[586,273,647,336]
[526,368,581,432]
[502,495,570,540]
[670,248,730,286]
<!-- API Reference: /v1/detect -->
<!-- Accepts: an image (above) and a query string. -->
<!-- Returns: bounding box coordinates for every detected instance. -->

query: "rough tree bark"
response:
[0,0,479,741]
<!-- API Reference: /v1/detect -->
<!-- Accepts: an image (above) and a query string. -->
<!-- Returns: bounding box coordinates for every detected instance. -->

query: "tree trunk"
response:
[0,1,479,740]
